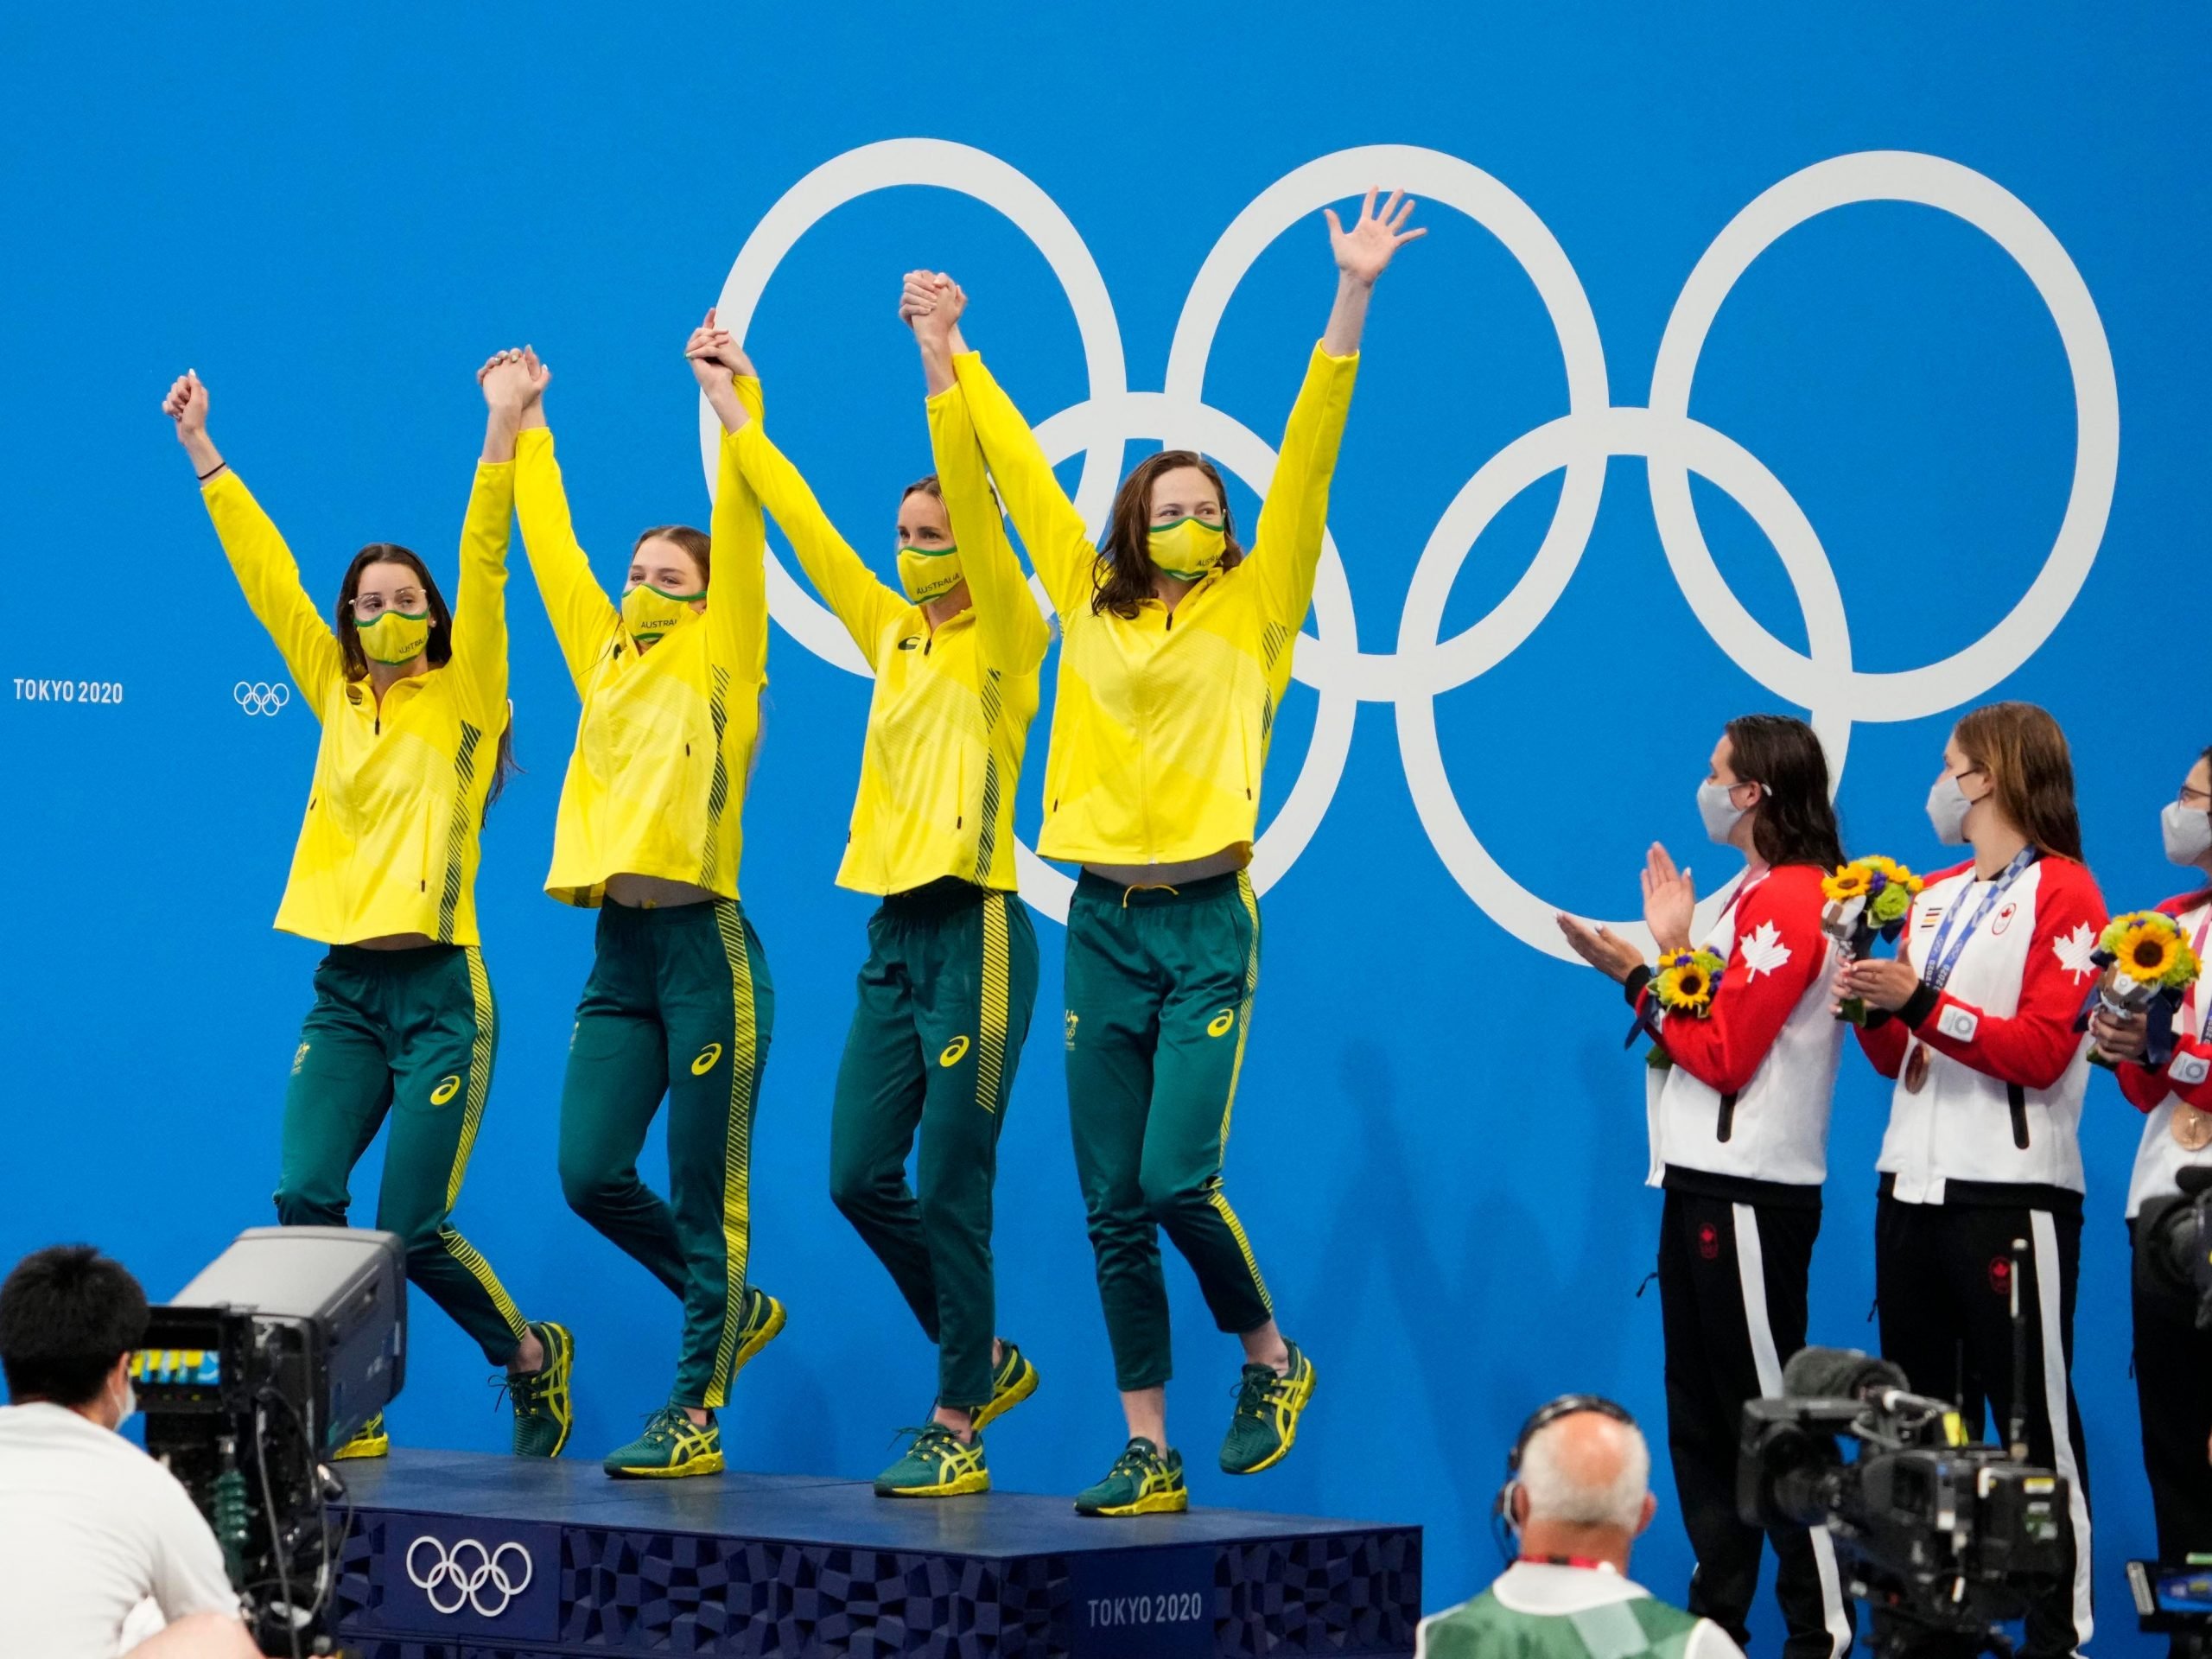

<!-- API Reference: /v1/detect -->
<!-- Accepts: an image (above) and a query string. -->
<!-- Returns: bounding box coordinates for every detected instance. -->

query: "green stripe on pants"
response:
[556,899,775,1410]
[1065,869,1273,1393]
[276,944,530,1365]
[830,880,1039,1409]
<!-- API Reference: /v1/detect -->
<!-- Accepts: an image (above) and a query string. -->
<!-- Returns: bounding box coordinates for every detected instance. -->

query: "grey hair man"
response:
[1416,1400,1747,1659]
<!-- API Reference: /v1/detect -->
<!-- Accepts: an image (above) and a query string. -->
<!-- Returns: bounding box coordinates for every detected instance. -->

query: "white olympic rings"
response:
[707,140,2116,955]
[405,1534,534,1618]
[233,681,291,716]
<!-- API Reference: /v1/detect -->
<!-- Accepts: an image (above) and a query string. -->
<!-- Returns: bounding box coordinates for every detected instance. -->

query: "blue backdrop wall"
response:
[3,6,2207,1650]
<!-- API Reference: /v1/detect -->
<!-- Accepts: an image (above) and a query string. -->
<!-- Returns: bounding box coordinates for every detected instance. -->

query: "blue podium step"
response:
[331,1448,1420,1657]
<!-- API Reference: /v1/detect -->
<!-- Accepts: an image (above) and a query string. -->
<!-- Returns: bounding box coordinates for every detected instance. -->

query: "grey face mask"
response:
[2163,798,2212,868]
[1927,772,1975,846]
[1697,779,1747,845]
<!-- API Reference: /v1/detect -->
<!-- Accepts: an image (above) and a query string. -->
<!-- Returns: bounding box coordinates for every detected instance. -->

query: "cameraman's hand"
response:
[2090,1007,2150,1064]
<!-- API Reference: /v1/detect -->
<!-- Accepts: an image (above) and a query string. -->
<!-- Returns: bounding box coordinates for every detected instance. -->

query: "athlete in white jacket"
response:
[1560,714,1852,1659]
[2087,743,2212,1657]
[1837,702,2105,1659]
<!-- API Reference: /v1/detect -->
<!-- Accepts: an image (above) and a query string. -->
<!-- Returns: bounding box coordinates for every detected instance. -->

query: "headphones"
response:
[1491,1394,1639,1561]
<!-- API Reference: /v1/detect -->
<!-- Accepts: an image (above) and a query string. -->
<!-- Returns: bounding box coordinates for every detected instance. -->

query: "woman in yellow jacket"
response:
[161,354,572,1460]
[721,285,1050,1499]
[512,318,782,1479]
[919,187,1423,1515]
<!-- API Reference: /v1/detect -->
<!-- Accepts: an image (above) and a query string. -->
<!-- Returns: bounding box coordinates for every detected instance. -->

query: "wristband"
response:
[196,460,228,483]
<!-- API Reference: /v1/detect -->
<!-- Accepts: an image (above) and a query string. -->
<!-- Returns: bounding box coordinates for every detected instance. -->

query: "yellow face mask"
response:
[897,544,963,604]
[1147,516,1225,582]
[354,610,432,665]
[621,582,704,645]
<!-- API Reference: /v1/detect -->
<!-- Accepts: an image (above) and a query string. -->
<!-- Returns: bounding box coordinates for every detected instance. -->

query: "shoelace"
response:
[890,1424,966,1461]
[639,1407,702,1446]
[1109,1442,1157,1479]
[1230,1365,1281,1421]
[488,1367,553,1418]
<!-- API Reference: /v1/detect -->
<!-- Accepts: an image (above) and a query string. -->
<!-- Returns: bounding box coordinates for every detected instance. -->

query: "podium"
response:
[333,1449,1421,1656]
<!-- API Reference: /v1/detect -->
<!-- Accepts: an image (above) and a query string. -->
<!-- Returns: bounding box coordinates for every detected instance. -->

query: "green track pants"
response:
[556,899,773,1410]
[830,880,1039,1410]
[1065,869,1274,1392]
[276,944,531,1366]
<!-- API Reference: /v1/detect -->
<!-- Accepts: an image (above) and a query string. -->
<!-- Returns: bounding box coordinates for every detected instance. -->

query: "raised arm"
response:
[912,281,1049,673]
[512,348,621,696]
[438,348,535,718]
[707,321,903,664]
[162,371,344,704]
[1246,189,1420,626]
[687,312,772,686]
[911,272,1098,621]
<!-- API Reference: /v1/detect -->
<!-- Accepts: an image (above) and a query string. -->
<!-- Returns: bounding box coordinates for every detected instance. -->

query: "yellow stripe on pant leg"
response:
[706,905,760,1408]
[440,948,526,1340]
[1207,874,1271,1313]
[439,1227,526,1338]
[976,894,1010,1116]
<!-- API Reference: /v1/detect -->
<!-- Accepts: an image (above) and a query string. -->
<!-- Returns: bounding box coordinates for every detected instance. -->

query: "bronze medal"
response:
[1904,1044,1931,1095]
[2172,1105,2212,1153]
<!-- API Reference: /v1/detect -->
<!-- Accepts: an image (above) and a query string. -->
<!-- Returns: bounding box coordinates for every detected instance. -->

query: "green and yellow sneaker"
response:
[874,1423,989,1498]
[1220,1341,1316,1475]
[970,1342,1039,1433]
[731,1287,788,1376]
[505,1321,575,1459]
[331,1411,389,1461]
[603,1405,725,1479]
[1074,1437,1188,1516]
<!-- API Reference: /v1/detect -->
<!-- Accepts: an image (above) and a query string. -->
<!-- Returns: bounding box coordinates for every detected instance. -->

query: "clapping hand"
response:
[1555,912,1649,984]
[1640,844,1696,955]
[1325,188,1425,288]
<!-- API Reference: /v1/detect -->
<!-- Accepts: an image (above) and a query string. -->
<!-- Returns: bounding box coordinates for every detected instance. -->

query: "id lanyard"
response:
[1918,845,2039,995]
[2188,912,2212,1044]
[1709,869,1765,938]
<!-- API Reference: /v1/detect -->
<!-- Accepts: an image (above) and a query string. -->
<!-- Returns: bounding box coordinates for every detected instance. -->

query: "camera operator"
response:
[0,1244,254,1659]
[1835,702,2104,1659]
[2089,744,2212,1653]
[1418,1396,1745,1659]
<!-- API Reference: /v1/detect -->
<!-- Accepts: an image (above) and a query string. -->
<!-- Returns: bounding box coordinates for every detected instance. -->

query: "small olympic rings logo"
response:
[405,1534,534,1618]
[706,140,2115,958]
[233,681,291,716]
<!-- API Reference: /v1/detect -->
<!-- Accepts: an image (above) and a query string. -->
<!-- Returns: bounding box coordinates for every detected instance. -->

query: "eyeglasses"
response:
[2182,785,2212,807]
[353,588,426,620]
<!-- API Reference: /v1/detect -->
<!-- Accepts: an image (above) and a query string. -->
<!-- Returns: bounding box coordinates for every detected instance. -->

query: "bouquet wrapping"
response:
[2075,911,2201,1070]
[1821,857,1923,1026]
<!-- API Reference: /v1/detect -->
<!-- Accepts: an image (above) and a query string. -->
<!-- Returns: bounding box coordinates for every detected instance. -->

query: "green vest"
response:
[1420,1586,1705,1659]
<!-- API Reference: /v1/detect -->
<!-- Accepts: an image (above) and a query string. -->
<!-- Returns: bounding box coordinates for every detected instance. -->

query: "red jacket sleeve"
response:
[1909,856,2106,1090]
[1647,867,1828,1096]
[2118,1058,2176,1113]
[1855,1014,1910,1080]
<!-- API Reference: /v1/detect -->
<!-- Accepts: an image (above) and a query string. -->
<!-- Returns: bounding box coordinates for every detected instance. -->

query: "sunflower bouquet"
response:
[1627,947,1728,1070]
[1821,855,1925,1025]
[2076,911,2202,1069]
